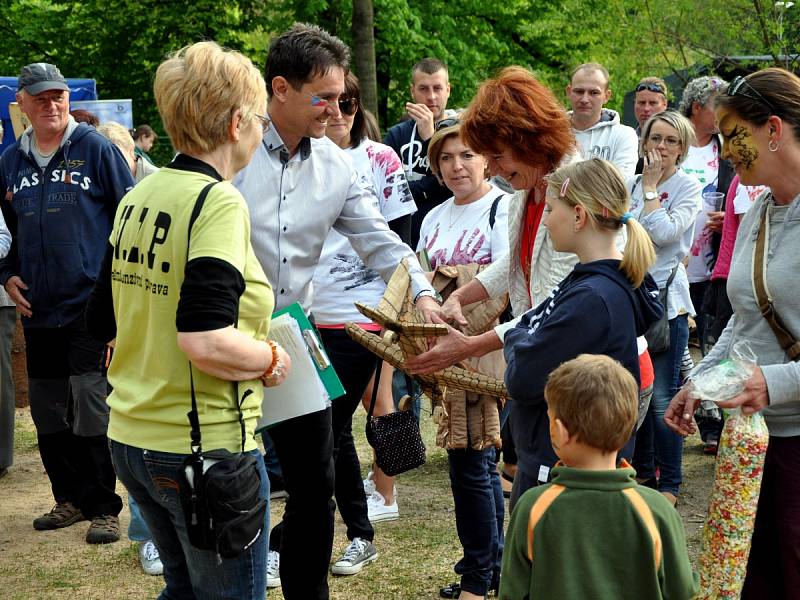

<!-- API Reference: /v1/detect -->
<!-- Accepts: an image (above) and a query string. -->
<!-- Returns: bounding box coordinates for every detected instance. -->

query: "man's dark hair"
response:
[133,124,156,140]
[265,23,350,97]
[411,58,448,80]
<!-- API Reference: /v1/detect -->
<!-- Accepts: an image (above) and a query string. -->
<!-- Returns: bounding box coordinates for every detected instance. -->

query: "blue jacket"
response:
[0,120,134,328]
[503,259,663,482]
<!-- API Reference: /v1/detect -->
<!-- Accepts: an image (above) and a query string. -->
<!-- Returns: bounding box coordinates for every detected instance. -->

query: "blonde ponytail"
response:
[619,218,656,288]
[546,158,656,288]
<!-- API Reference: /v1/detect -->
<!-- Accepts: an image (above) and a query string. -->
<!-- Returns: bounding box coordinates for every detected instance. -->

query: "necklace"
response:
[33,136,57,159]
[447,201,468,230]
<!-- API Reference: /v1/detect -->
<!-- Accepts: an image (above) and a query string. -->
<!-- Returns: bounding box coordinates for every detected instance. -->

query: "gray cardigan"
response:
[691,191,800,436]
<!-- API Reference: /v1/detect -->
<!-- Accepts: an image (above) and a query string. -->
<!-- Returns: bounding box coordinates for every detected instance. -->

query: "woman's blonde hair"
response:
[546,158,655,288]
[154,41,266,155]
[427,123,461,178]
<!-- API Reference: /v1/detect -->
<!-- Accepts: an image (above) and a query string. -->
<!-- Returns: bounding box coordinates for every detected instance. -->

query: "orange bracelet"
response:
[260,340,280,385]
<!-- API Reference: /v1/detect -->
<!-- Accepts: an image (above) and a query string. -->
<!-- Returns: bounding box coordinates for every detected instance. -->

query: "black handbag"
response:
[175,182,267,559]
[365,362,426,477]
[644,264,678,353]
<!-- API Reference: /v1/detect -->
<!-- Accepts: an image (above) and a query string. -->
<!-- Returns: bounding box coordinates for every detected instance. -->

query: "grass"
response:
[0,400,715,599]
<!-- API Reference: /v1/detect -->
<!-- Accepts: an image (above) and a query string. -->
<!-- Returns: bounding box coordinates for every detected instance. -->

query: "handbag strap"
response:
[752,202,800,362]
[185,181,248,454]
[664,263,679,291]
[366,360,384,420]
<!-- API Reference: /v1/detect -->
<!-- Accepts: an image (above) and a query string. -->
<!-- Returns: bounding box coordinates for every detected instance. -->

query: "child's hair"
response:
[546,158,655,288]
[545,354,638,453]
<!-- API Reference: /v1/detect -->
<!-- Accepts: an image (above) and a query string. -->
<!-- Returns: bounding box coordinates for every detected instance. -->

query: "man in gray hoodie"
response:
[567,63,639,178]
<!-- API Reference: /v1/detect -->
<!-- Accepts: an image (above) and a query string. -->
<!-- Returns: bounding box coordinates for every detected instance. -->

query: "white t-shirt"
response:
[416,187,510,269]
[312,138,416,324]
[682,141,756,282]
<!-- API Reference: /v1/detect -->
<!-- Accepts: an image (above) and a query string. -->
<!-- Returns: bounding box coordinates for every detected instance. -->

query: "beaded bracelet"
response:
[260,340,280,385]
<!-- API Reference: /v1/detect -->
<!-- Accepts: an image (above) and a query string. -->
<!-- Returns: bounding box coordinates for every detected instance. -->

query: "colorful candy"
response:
[696,410,769,599]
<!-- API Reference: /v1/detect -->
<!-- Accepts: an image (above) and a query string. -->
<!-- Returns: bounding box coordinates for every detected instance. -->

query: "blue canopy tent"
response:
[0,76,97,154]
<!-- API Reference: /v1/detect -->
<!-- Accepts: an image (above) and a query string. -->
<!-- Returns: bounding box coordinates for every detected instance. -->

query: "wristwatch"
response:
[644,191,659,202]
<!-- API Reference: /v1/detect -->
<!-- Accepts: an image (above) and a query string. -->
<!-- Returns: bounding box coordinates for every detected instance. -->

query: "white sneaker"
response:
[362,471,376,496]
[363,471,398,499]
[331,537,378,575]
[367,490,399,523]
[138,540,163,576]
[266,550,281,588]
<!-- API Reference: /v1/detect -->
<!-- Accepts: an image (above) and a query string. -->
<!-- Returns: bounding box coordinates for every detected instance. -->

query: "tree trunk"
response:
[351,0,379,124]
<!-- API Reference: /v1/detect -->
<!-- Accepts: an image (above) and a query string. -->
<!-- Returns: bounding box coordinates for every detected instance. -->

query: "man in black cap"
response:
[0,62,134,543]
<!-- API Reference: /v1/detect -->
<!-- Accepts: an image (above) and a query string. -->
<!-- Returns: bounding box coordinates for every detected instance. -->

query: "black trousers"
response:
[24,317,121,518]
[267,329,376,598]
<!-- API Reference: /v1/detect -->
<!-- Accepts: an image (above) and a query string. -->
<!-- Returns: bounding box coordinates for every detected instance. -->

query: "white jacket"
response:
[572,109,639,178]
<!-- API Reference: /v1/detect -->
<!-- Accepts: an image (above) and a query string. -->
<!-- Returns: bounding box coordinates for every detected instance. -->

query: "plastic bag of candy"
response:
[694,342,769,599]
[691,340,758,406]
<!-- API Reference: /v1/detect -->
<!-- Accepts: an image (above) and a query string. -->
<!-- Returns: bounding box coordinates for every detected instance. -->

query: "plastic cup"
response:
[703,191,725,212]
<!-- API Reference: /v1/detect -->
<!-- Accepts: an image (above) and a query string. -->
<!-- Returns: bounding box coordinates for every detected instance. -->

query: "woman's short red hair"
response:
[461,66,575,172]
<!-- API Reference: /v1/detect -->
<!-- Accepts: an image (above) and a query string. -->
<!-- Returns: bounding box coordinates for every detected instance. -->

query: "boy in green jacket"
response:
[500,354,698,599]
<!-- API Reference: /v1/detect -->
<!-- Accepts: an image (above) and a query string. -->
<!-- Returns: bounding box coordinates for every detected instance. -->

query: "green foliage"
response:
[0,0,796,151]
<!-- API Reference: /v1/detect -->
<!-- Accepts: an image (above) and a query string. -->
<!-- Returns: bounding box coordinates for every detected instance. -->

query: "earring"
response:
[769,139,779,152]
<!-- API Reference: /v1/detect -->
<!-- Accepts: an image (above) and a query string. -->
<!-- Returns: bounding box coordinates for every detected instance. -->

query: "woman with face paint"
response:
[665,67,800,598]
[627,109,702,507]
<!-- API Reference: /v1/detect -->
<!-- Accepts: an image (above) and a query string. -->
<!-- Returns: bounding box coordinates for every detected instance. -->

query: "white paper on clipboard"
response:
[256,313,330,430]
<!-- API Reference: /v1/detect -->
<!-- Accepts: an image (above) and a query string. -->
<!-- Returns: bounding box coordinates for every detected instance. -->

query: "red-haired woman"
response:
[406,66,578,600]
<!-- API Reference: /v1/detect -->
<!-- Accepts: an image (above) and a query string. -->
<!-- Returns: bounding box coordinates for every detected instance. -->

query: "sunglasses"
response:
[727,75,774,112]
[635,83,666,95]
[303,91,358,116]
[436,117,460,131]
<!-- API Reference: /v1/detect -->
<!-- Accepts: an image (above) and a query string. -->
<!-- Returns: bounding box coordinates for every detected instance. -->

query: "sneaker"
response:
[85,514,120,544]
[138,540,163,576]
[33,502,86,530]
[363,471,398,499]
[363,471,376,496]
[266,550,281,588]
[269,475,288,500]
[367,491,399,523]
[331,537,378,575]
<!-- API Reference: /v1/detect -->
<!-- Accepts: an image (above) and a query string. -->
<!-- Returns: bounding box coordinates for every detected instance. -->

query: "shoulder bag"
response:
[176,181,267,558]
[753,201,800,362]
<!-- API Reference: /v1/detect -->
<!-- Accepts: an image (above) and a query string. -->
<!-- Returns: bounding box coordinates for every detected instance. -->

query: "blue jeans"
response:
[633,315,688,495]
[448,446,504,595]
[127,494,153,542]
[110,441,268,600]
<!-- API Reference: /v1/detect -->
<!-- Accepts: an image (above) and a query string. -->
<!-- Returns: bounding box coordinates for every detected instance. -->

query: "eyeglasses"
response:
[302,91,358,116]
[635,83,666,95]
[727,75,774,112]
[647,134,681,147]
[436,117,460,131]
[253,113,270,133]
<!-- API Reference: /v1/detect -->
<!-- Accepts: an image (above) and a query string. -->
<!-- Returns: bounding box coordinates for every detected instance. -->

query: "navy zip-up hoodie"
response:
[0,119,134,328]
[503,259,663,483]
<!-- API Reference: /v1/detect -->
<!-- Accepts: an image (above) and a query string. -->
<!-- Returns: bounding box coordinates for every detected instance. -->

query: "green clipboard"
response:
[272,303,345,401]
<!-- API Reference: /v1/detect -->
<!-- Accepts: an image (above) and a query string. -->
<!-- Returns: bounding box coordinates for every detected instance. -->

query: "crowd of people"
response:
[0,20,799,600]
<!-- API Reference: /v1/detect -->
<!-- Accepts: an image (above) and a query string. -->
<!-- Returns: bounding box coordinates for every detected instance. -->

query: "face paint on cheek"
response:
[729,124,759,171]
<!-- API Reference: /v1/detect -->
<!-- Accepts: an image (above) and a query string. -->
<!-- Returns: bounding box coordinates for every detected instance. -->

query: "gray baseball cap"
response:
[18,63,70,95]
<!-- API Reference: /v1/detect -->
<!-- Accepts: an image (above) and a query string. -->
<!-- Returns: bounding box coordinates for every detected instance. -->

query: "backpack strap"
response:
[489,194,503,230]
[621,488,663,570]
[526,484,566,562]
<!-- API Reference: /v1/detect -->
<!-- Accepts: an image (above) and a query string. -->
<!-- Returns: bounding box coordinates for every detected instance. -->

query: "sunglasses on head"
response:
[727,76,774,112]
[635,82,666,95]
[436,117,460,131]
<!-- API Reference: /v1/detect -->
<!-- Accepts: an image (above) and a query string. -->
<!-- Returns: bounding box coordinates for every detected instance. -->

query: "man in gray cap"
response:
[0,62,134,543]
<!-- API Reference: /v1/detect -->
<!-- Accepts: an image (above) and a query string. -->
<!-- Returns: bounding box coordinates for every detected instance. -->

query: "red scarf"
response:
[519,195,546,299]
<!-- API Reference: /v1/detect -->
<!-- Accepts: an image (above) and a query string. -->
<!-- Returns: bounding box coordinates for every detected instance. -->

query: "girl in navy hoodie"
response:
[504,158,663,507]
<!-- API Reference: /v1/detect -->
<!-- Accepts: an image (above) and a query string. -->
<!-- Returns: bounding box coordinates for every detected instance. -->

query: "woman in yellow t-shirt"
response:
[85,41,290,599]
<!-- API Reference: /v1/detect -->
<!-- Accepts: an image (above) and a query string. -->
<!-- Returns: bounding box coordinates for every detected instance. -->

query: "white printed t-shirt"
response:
[312,138,416,325]
[416,188,510,269]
